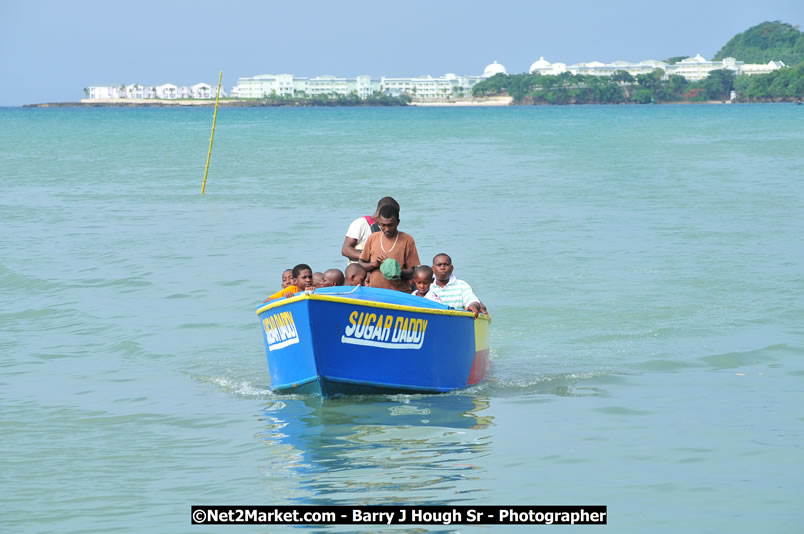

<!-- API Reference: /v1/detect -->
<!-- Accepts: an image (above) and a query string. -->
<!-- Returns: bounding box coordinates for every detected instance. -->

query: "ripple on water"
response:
[698,343,791,370]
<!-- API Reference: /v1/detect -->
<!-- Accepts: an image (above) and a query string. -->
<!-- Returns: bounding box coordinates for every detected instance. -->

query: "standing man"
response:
[358,204,420,292]
[431,253,489,317]
[342,197,400,264]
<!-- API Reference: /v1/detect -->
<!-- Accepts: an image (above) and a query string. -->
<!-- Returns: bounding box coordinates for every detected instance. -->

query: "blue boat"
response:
[256,286,491,396]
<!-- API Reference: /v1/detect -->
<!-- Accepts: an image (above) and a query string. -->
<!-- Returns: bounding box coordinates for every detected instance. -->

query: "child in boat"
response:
[281,269,293,288]
[323,268,345,287]
[263,264,313,302]
[312,272,325,288]
[411,265,443,303]
[344,263,367,286]
[294,264,313,291]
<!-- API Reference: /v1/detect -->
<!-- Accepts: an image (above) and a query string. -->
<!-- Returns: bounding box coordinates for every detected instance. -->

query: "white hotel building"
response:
[528,54,785,81]
[235,61,507,100]
[84,57,786,101]
[235,74,379,99]
[86,82,221,100]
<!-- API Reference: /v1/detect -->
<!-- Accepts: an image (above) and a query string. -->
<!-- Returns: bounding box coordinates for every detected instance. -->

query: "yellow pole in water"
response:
[201,71,223,194]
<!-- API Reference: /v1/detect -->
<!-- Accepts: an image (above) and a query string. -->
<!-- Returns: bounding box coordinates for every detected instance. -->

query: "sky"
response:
[1,0,802,106]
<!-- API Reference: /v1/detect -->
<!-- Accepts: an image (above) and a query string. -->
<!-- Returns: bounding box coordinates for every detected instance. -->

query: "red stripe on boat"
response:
[467,348,490,385]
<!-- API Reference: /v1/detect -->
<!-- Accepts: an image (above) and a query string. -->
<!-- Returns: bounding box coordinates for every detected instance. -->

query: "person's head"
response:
[312,272,325,288]
[413,265,434,295]
[292,263,313,290]
[432,253,453,284]
[323,268,345,287]
[377,203,400,238]
[281,269,293,288]
[373,196,399,218]
[344,263,367,286]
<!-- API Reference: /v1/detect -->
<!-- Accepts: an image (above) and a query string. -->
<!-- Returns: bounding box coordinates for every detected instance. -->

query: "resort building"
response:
[668,54,738,81]
[528,57,567,76]
[155,83,178,99]
[380,73,482,99]
[234,73,379,99]
[85,81,224,100]
[666,55,783,80]
[572,59,669,77]
[304,75,379,98]
[234,63,503,100]
[83,56,787,101]
[190,83,213,99]
[527,55,785,81]
[529,57,671,78]
[236,74,294,98]
[730,59,786,76]
[87,86,118,99]
[482,61,507,77]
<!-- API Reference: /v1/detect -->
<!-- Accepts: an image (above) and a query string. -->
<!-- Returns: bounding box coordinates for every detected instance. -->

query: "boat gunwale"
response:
[256,292,491,323]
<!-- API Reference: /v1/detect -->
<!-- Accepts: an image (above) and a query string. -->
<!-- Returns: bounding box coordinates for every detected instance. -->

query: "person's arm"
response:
[341,236,361,261]
[342,218,366,261]
[359,255,385,272]
[400,236,421,280]
[358,237,384,272]
[465,301,490,318]
[263,285,298,302]
[461,281,489,318]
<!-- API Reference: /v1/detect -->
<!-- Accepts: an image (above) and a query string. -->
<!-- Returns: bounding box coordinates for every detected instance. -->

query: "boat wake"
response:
[201,367,617,401]
[203,376,275,398]
[473,359,619,398]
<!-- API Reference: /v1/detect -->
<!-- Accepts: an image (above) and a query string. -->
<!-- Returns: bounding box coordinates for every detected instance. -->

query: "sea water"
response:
[1,104,802,533]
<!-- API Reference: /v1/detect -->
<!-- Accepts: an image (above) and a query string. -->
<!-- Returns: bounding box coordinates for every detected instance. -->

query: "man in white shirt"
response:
[341,196,400,265]
[431,253,489,318]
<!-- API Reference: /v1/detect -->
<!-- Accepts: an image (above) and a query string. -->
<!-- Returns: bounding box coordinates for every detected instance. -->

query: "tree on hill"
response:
[664,56,689,64]
[734,61,804,101]
[701,69,736,100]
[713,21,804,65]
[472,73,509,97]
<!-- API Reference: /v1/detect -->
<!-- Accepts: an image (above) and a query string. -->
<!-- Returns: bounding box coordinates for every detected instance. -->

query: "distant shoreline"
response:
[407,96,513,106]
[20,97,797,108]
[22,97,515,108]
[25,99,262,108]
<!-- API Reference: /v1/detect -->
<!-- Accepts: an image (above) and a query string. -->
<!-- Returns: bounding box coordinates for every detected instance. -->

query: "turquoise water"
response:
[1,104,802,533]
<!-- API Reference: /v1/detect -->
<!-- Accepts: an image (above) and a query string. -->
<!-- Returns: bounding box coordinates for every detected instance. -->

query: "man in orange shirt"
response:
[358,204,420,292]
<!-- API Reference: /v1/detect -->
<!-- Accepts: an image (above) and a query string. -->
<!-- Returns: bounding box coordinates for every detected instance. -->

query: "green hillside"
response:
[714,21,804,65]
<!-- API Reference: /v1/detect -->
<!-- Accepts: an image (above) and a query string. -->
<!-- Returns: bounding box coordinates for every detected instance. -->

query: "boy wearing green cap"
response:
[358,204,420,292]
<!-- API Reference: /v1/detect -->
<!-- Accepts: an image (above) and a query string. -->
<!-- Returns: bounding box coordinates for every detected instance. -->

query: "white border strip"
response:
[268,337,300,351]
[341,336,424,350]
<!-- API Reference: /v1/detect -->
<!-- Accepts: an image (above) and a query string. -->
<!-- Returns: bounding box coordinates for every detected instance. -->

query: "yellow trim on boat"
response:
[256,292,492,322]
[474,317,490,351]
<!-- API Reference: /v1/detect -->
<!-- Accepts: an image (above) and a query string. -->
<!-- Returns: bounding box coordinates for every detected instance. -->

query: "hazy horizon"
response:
[1,0,802,106]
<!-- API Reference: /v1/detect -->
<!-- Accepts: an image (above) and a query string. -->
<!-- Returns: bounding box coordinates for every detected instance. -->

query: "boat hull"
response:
[256,287,490,396]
